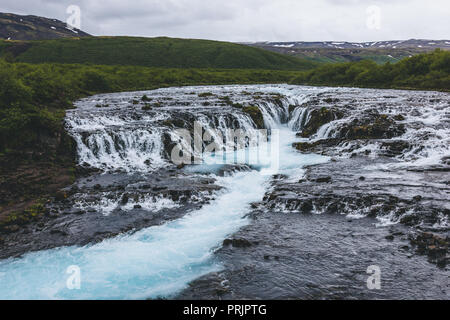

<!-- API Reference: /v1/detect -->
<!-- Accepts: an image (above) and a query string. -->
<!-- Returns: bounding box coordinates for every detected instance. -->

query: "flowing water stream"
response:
[0,85,448,299]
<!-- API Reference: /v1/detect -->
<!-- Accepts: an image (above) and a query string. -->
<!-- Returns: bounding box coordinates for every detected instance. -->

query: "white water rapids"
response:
[0,84,447,299]
[0,85,329,299]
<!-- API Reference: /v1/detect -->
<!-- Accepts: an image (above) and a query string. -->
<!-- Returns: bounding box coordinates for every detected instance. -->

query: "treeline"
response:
[0,60,302,155]
[290,49,450,90]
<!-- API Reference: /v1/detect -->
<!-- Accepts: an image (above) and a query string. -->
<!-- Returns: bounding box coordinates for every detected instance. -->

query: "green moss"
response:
[242,105,264,129]
[299,107,337,137]
[219,96,233,106]
[162,119,185,128]
[343,115,404,139]
[198,92,215,98]
[0,198,47,229]
[25,200,46,218]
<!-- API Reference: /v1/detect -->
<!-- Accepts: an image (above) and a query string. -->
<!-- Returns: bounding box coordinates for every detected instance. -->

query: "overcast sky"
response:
[1,0,449,42]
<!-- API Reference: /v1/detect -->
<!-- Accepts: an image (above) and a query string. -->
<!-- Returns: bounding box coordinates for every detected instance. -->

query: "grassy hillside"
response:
[0,36,318,70]
[290,49,450,91]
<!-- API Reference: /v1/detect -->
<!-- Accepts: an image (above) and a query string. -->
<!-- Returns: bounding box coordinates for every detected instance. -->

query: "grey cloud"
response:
[0,0,449,41]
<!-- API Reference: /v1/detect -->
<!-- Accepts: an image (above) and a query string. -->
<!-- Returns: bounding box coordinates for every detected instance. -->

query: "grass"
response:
[0,36,319,71]
[290,49,450,91]
[0,59,308,155]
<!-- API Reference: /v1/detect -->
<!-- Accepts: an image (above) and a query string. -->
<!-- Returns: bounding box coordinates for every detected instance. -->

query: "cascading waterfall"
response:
[66,113,168,172]
[1,84,447,299]
[0,85,329,300]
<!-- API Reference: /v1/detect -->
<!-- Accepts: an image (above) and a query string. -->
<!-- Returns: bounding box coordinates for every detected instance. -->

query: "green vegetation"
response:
[0,59,307,154]
[290,49,450,91]
[242,106,264,129]
[252,45,425,65]
[1,49,448,156]
[0,37,318,70]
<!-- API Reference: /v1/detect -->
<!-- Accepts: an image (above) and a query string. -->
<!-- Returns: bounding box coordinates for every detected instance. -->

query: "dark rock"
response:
[223,238,253,248]
[298,107,344,137]
[409,232,448,267]
[339,114,405,140]
[50,229,68,236]
[242,106,264,129]
[3,224,20,234]
[250,202,259,209]
[54,191,66,201]
[400,215,420,226]
[314,176,332,183]
[300,201,314,212]
[121,193,129,205]
[152,186,167,192]
[293,139,341,153]
[380,140,411,156]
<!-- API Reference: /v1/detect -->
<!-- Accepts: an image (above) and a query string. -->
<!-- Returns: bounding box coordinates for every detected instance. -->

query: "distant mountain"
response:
[0,12,91,40]
[246,39,450,64]
[248,39,450,50]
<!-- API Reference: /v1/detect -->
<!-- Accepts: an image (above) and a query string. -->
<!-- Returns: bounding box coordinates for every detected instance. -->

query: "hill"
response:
[0,12,91,40]
[290,49,450,91]
[0,36,318,70]
[248,39,450,64]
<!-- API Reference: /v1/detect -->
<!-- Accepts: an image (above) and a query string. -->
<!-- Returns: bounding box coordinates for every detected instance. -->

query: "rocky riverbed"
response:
[0,85,448,299]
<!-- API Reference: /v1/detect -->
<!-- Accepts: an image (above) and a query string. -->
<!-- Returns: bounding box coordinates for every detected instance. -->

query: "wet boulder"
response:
[298,107,344,138]
[312,176,332,183]
[293,139,341,153]
[380,140,411,157]
[223,238,253,248]
[120,193,129,205]
[409,232,449,268]
[242,106,264,129]
[339,114,405,140]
